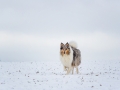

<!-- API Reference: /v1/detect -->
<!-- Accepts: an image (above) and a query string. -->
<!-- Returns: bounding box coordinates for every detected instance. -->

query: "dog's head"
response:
[60,42,70,56]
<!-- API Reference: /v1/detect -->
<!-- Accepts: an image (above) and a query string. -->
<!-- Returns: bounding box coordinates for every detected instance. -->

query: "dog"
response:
[60,41,81,75]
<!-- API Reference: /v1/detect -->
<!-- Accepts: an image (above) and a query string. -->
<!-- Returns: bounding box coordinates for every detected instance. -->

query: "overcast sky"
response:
[0,0,120,62]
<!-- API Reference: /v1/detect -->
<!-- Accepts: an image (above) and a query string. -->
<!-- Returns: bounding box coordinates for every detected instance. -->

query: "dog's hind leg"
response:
[72,67,74,74]
[76,66,79,74]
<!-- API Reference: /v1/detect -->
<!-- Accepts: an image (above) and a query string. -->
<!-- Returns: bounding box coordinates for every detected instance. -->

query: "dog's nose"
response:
[64,52,65,54]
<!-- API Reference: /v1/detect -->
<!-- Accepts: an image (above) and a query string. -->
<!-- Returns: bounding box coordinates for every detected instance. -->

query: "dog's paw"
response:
[64,69,67,71]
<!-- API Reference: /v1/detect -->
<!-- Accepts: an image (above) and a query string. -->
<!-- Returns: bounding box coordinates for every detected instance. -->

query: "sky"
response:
[0,0,120,62]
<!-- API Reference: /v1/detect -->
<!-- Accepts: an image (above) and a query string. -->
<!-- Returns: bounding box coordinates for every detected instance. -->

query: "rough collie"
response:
[60,41,81,75]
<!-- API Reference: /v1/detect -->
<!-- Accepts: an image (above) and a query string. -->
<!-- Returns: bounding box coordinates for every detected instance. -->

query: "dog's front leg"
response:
[63,66,67,71]
[66,67,72,75]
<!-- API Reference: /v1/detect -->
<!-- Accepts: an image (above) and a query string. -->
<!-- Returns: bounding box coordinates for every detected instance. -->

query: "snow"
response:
[0,60,120,90]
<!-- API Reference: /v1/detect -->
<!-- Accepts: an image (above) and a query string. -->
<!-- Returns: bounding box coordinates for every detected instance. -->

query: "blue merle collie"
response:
[60,41,81,75]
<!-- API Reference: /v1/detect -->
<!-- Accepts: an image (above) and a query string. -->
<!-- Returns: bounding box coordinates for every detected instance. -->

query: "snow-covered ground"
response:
[0,60,120,90]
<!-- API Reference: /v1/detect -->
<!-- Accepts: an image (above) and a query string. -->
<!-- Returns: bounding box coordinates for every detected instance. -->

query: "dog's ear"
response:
[60,43,64,50]
[60,42,64,46]
[66,42,69,47]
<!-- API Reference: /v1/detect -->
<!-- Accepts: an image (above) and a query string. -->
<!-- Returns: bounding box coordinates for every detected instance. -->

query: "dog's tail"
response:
[69,41,78,48]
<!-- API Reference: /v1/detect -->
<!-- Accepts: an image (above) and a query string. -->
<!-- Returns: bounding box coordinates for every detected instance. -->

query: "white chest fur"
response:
[60,50,73,68]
